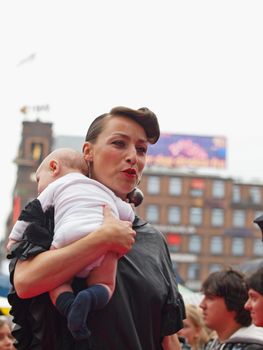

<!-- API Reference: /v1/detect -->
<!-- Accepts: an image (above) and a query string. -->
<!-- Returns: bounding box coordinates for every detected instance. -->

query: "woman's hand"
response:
[100,205,136,256]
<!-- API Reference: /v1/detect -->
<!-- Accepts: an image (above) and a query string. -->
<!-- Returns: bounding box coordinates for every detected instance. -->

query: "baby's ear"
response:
[49,159,59,175]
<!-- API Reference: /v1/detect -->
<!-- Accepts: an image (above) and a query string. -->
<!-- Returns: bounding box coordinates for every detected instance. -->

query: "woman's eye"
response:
[137,146,147,154]
[112,140,125,147]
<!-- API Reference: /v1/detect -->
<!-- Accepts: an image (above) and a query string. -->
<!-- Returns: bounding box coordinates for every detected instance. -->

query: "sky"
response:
[0,0,263,239]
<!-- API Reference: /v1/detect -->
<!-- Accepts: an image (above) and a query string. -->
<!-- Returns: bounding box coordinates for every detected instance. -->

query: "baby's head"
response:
[36,148,89,193]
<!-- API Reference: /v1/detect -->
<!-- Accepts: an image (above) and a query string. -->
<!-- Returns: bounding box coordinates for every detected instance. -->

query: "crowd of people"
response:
[4,105,263,350]
[200,268,263,349]
[178,266,263,350]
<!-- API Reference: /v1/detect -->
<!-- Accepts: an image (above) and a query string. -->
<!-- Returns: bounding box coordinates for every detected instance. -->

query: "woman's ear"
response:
[83,142,93,161]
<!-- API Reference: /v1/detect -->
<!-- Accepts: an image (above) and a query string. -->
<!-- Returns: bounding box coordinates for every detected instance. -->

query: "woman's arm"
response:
[162,334,182,350]
[14,206,135,298]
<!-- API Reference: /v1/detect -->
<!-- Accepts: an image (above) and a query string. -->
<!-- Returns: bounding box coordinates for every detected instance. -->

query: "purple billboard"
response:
[147,133,226,169]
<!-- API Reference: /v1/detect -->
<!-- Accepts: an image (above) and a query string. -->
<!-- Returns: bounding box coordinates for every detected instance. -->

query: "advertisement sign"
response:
[147,133,226,169]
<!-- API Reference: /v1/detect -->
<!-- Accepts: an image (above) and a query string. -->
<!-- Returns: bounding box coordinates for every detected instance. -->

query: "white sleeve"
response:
[115,197,135,222]
[9,220,30,241]
[90,179,135,222]
[37,183,55,211]
[52,182,121,248]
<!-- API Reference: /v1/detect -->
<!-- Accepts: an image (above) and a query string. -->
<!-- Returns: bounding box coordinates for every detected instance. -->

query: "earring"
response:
[127,187,144,207]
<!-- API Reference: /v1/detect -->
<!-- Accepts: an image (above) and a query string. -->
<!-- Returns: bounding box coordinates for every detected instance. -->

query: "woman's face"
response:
[0,323,15,350]
[178,317,200,347]
[84,116,148,199]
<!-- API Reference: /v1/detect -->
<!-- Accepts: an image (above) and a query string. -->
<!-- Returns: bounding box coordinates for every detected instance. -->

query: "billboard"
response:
[147,133,226,169]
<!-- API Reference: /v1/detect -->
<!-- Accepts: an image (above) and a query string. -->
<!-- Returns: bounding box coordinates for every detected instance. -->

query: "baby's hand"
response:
[6,238,18,252]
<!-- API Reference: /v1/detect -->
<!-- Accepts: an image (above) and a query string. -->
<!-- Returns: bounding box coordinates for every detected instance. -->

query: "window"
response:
[209,264,222,274]
[232,185,241,203]
[253,238,263,256]
[31,142,44,162]
[146,204,159,223]
[187,263,200,280]
[233,210,245,227]
[169,177,182,196]
[211,208,224,227]
[250,187,261,204]
[212,180,225,198]
[147,176,160,194]
[254,211,263,220]
[189,207,203,226]
[168,206,181,224]
[210,236,223,255]
[231,237,245,256]
[166,234,181,253]
[190,179,205,197]
[188,236,201,253]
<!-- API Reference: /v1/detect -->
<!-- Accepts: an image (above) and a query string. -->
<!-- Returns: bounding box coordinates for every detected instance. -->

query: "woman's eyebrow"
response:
[111,132,147,143]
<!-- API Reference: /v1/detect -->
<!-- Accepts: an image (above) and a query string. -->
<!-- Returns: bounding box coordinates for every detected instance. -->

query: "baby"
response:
[8,148,134,340]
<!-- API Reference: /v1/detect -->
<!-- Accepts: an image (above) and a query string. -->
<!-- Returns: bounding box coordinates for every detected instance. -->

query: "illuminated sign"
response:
[166,234,181,245]
[147,133,226,169]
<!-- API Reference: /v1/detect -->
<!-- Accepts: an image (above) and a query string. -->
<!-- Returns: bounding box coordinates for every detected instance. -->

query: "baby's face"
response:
[35,161,54,194]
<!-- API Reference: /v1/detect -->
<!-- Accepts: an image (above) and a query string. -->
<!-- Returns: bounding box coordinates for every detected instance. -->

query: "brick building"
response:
[135,170,263,290]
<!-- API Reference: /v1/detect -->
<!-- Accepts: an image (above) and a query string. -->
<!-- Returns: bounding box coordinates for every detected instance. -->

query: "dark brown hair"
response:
[201,268,251,326]
[85,106,160,144]
[246,266,263,295]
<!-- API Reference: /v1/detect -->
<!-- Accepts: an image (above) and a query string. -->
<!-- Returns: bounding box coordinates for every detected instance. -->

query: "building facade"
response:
[135,170,263,290]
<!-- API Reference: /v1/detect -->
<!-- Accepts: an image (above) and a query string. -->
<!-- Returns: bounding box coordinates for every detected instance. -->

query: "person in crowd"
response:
[8,106,185,350]
[0,317,16,350]
[244,266,263,327]
[199,268,263,349]
[7,147,135,340]
[178,304,212,350]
